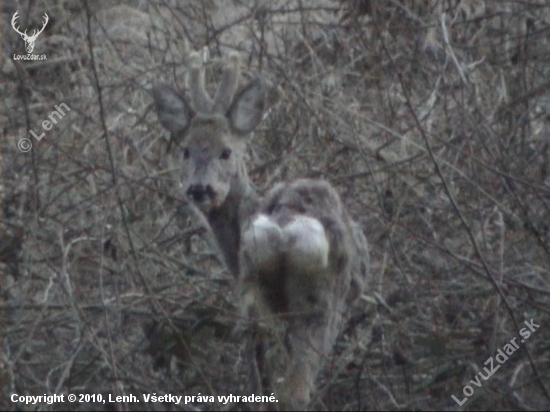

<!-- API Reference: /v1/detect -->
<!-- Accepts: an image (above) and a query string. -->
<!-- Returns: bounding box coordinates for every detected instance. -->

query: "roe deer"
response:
[152,50,370,411]
[240,180,369,410]
[152,50,264,277]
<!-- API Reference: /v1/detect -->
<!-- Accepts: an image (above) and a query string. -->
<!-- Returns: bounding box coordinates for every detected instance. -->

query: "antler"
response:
[11,11,26,37]
[212,52,241,114]
[187,48,242,114]
[28,13,49,40]
[187,48,213,113]
[11,11,48,40]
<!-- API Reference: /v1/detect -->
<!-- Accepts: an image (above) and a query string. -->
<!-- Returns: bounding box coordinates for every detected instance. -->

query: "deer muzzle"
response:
[186,184,215,204]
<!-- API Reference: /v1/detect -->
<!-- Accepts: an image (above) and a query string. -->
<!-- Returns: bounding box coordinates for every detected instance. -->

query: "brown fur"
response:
[153,51,370,411]
[240,179,369,410]
[152,53,263,276]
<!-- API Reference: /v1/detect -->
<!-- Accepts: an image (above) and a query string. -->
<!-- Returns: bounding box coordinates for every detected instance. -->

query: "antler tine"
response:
[29,13,49,38]
[212,52,241,114]
[11,11,26,36]
[187,47,213,113]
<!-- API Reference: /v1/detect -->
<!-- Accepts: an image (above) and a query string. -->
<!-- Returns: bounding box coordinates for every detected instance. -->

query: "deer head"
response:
[12,11,49,54]
[152,51,266,216]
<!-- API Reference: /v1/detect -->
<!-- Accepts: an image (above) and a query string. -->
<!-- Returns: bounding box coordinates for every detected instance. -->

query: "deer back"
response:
[240,178,370,410]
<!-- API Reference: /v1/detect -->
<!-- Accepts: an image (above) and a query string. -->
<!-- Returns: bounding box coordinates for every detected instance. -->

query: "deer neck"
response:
[206,176,260,277]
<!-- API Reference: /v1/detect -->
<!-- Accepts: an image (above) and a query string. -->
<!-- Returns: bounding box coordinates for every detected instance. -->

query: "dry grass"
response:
[1,0,550,410]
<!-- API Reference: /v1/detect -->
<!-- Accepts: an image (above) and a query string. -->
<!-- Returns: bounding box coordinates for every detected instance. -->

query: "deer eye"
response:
[183,148,190,159]
[220,149,232,160]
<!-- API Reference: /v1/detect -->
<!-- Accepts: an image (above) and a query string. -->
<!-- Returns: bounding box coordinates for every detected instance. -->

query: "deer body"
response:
[241,179,368,410]
[206,177,259,276]
[152,51,369,411]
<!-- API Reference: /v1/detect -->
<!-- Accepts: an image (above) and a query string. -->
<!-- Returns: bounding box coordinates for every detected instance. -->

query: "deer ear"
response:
[227,78,266,135]
[152,84,194,134]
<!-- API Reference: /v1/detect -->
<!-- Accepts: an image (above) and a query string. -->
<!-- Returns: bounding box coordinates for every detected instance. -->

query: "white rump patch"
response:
[283,216,329,272]
[243,214,283,269]
[244,214,330,274]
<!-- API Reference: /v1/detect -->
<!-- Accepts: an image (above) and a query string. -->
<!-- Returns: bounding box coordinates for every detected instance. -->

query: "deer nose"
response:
[187,184,214,203]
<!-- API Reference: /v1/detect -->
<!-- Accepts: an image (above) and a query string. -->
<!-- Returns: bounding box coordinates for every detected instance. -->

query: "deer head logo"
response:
[12,10,49,54]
